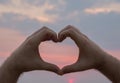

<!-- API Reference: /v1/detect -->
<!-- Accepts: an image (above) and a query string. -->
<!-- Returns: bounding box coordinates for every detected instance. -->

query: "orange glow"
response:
[69,79,74,83]
[107,50,120,60]
[39,41,79,68]
[40,54,78,68]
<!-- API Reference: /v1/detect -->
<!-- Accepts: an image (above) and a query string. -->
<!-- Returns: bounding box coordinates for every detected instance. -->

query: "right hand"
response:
[58,25,106,75]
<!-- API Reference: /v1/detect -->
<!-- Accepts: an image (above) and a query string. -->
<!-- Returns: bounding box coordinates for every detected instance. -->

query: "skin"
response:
[59,25,120,83]
[0,27,60,83]
[0,25,120,83]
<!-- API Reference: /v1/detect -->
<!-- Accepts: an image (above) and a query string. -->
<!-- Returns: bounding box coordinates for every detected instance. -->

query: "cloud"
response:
[0,0,59,23]
[84,2,120,14]
[39,41,79,68]
[0,28,25,57]
[58,0,66,5]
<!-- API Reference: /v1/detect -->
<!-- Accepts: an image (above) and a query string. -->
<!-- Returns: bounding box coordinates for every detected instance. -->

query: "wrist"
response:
[95,54,108,71]
[0,57,23,83]
[95,53,120,83]
[0,55,23,75]
[94,51,108,70]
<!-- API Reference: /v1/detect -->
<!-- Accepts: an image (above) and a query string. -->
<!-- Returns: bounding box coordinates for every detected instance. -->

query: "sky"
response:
[0,0,120,83]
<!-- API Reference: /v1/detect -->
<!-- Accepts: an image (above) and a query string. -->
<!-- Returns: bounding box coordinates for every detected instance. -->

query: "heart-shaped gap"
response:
[39,38,79,69]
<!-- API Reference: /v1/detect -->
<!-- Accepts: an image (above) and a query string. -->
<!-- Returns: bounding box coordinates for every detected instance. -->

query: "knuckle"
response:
[83,34,89,39]
[42,26,48,29]
[66,25,74,29]
[45,30,52,36]
[25,37,35,47]
[68,28,73,33]
[40,27,49,35]
[41,26,49,32]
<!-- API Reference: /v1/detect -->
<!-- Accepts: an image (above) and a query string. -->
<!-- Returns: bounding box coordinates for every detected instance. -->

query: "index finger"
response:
[25,26,57,48]
[58,26,89,48]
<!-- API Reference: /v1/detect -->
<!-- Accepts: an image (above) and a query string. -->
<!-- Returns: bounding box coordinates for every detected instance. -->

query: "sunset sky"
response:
[0,0,120,83]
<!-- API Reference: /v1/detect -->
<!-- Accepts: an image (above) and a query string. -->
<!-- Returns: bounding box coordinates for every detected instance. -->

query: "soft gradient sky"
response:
[0,0,120,83]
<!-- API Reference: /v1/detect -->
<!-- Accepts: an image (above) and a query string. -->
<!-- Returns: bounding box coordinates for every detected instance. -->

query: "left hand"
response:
[5,27,60,74]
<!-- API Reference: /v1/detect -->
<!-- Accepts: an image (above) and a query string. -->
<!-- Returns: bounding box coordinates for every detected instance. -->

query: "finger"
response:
[61,58,95,75]
[61,64,91,75]
[59,25,80,36]
[58,26,89,48]
[44,30,58,42]
[25,27,58,47]
[58,29,81,47]
[64,25,88,39]
[58,25,81,41]
[34,27,57,42]
[61,63,80,75]
[41,62,60,75]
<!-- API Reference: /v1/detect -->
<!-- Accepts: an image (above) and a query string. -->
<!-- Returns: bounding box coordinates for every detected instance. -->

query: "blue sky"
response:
[0,0,120,83]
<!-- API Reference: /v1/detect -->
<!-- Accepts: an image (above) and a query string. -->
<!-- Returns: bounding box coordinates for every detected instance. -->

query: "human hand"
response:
[58,25,106,75]
[5,27,60,74]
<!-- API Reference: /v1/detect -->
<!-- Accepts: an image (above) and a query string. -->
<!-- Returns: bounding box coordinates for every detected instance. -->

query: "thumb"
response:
[61,63,79,75]
[61,59,94,75]
[42,62,60,75]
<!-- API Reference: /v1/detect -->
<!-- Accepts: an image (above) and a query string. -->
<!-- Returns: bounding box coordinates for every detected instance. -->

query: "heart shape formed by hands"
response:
[0,25,114,83]
[8,25,104,76]
[37,25,104,75]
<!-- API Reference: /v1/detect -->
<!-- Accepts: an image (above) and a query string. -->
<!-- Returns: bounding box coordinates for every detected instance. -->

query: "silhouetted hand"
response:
[5,27,59,73]
[58,25,106,75]
[1,26,120,83]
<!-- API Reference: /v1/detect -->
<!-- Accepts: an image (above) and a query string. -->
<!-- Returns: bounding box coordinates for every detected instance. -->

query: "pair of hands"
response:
[9,25,105,75]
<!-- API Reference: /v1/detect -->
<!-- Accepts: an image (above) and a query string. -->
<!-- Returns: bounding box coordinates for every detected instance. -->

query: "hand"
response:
[6,27,60,74]
[58,25,106,75]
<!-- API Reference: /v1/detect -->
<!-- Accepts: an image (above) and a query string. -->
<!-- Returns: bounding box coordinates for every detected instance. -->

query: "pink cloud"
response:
[39,41,79,68]
[0,28,25,57]
[84,2,120,14]
[41,53,78,68]
[0,0,59,23]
